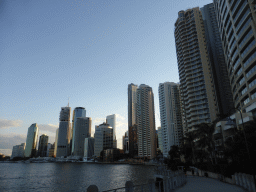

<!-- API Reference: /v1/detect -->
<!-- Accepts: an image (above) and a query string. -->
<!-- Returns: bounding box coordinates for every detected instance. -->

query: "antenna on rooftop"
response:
[67,97,70,107]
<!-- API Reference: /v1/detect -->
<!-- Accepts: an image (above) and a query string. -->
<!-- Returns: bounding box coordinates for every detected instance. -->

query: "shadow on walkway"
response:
[175,176,246,192]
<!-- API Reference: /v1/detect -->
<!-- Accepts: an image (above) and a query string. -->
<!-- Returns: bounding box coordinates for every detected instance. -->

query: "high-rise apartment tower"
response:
[136,84,156,159]
[214,0,256,111]
[175,8,219,132]
[158,82,183,157]
[201,3,234,115]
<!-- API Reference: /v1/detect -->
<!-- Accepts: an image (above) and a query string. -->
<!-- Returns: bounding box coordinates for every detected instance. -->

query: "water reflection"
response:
[0,163,156,191]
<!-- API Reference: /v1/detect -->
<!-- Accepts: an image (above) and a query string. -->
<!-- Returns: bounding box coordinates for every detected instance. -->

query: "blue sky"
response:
[0,0,213,155]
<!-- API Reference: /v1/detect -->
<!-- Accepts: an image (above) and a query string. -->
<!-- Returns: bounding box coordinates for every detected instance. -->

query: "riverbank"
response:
[0,160,158,166]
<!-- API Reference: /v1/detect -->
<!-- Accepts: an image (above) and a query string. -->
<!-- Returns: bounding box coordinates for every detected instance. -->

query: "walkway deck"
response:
[175,176,246,192]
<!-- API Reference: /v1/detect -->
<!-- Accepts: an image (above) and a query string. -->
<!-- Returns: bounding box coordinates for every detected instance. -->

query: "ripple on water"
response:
[0,163,156,191]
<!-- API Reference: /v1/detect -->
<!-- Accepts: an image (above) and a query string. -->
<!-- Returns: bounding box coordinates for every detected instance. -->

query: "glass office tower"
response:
[24,123,39,158]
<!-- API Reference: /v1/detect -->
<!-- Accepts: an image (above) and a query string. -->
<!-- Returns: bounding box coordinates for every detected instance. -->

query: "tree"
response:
[169,145,180,161]
[193,123,216,164]
[180,131,196,164]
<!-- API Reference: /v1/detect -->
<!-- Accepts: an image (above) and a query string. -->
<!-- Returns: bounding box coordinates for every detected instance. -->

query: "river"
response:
[0,163,156,191]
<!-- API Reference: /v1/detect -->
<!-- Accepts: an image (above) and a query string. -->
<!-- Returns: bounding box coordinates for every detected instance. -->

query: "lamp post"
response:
[225,108,256,189]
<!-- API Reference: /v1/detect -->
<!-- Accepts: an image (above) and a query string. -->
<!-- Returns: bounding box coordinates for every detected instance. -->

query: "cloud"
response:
[38,124,58,133]
[93,118,106,125]
[0,133,26,150]
[115,114,128,149]
[0,149,12,156]
[0,119,22,129]
[115,114,125,121]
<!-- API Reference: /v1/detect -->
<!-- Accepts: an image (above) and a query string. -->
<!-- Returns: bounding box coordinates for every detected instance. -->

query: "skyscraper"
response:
[128,83,138,128]
[158,82,183,157]
[71,107,86,155]
[175,8,219,132]
[38,134,49,157]
[106,114,117,148]
[128,83,138,157]
[24,123,39,158]
[201,3,234,116]
[214,0,256,111]
[73,117,91,157]
[57,106,71,157]
[136,84,156,159]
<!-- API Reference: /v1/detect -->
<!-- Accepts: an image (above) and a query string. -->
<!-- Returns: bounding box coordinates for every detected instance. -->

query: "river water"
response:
[0,163,156,192]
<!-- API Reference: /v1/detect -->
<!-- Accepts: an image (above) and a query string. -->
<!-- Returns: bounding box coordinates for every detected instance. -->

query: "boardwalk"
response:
[175,176,246,192]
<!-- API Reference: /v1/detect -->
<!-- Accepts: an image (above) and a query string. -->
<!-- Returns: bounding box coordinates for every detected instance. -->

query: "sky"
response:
[0,0,213,156]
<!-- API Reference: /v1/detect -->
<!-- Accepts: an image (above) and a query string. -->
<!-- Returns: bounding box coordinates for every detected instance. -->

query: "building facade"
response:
[136,84,156,159]
[38,134,49,157]
[201,3,235,116]
[71,107,86,155]
[106,114,117,148]
[214,0,256,111]
[54,128,59,157]
[84,137,94,159]
[11,143,26,159]
[94,123,113,157]
[157,127,163,153]
[128,83,138,157]
[48,143,55,157]
[57,106,71,157]
[158,82,183,157]
[175,8,219,132]
[24,123,39,158]
[73,117,91,157]
[122,131,129,154]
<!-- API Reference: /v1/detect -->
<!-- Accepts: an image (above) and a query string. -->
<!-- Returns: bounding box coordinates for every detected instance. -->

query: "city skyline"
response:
[0,0,214,156]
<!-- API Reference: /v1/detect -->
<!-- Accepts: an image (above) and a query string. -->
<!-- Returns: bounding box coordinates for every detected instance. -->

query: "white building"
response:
[24,123,39,158]
[73,117,91,157]
[158,82,183,157]
[106,114,117,148]
[11,143,26,159]
[57,106,71,157]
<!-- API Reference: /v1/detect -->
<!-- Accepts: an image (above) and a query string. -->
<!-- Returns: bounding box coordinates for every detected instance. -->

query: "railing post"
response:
[87,185,99,192]
[125,181,134,192]
[163,176,169,192]
[148,179,155,192]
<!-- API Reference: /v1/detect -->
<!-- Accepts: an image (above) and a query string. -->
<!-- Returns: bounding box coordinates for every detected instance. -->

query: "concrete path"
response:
[175,176,246,192]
